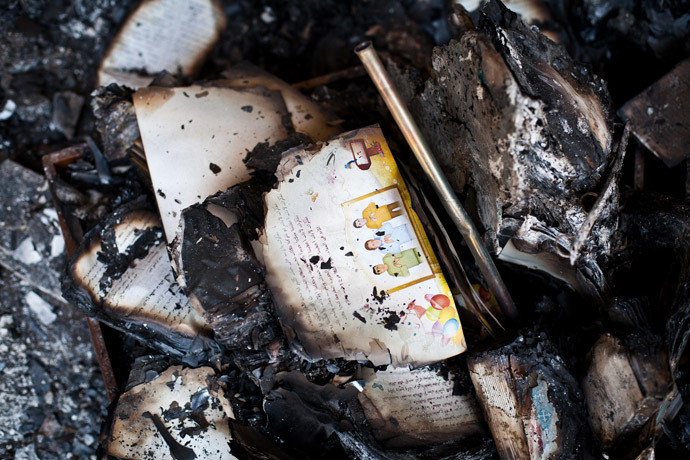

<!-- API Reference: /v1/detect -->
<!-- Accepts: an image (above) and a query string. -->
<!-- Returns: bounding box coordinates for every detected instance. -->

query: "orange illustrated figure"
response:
[353,201,403,229]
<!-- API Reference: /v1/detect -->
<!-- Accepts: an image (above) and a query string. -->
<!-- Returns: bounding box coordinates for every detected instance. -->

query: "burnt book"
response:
[62,197,220,360]
[582,331,672,455]
[354,365,486,447]
[173,126,469,368]
[391,0,617,293]
[132,71,342,243]
[97,0,226,89]
[467,331,594,459]
[133,82,293,242]
[106,361,237,460]
[581,299,676,457]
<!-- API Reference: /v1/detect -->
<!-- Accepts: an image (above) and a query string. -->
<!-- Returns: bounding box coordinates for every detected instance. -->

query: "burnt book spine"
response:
[468,332,594,460]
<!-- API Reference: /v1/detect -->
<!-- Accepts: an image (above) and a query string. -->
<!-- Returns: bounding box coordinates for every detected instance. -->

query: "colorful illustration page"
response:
[262,126,466,366]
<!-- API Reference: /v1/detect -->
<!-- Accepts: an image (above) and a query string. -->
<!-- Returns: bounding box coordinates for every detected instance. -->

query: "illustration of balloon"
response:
[439,306,455,324]
[443,318,459,338]
[424,293,450,309]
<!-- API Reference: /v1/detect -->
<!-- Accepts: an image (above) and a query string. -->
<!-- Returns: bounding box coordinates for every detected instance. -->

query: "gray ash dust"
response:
[0,271,107,459]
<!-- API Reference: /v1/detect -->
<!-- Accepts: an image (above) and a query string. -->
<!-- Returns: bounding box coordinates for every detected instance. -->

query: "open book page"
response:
[261,125,466,366]
[133,84,290,241]
[108,366,237,460]
[70,209,211,339]
[98,0,226,88]
[357,366,484,447]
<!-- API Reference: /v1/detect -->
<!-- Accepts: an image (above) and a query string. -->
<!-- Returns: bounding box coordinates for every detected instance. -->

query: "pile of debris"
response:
[1,0,690,459]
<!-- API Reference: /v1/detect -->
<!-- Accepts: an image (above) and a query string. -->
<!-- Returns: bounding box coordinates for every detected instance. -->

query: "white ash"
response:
[24,291,56,326]
[0,272,107,458]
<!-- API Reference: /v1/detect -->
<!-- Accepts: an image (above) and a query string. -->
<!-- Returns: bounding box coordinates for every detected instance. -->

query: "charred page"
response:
[63,198,218,359]
[261,125,466,366]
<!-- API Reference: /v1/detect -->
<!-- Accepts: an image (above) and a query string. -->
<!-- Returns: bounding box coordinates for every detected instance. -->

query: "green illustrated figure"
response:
[373,248,423,277]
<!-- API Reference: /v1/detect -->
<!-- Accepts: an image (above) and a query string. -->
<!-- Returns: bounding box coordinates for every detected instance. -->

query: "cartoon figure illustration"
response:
[406,299,428,319]
[402,294,460,346]
[373,248,423,277]
[364,222,412,253]
[424,293,452,322]
[398,302,427,344]
[345,139,384,170]
[353,201,403,229]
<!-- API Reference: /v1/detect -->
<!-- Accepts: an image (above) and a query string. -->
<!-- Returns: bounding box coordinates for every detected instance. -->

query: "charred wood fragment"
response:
[619,58,690,168]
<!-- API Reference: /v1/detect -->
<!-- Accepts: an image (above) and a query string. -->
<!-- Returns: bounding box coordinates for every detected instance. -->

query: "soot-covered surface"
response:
[2,0,690,459]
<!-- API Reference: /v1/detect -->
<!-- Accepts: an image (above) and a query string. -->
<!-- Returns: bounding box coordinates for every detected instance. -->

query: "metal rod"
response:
[355,41,518,320]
